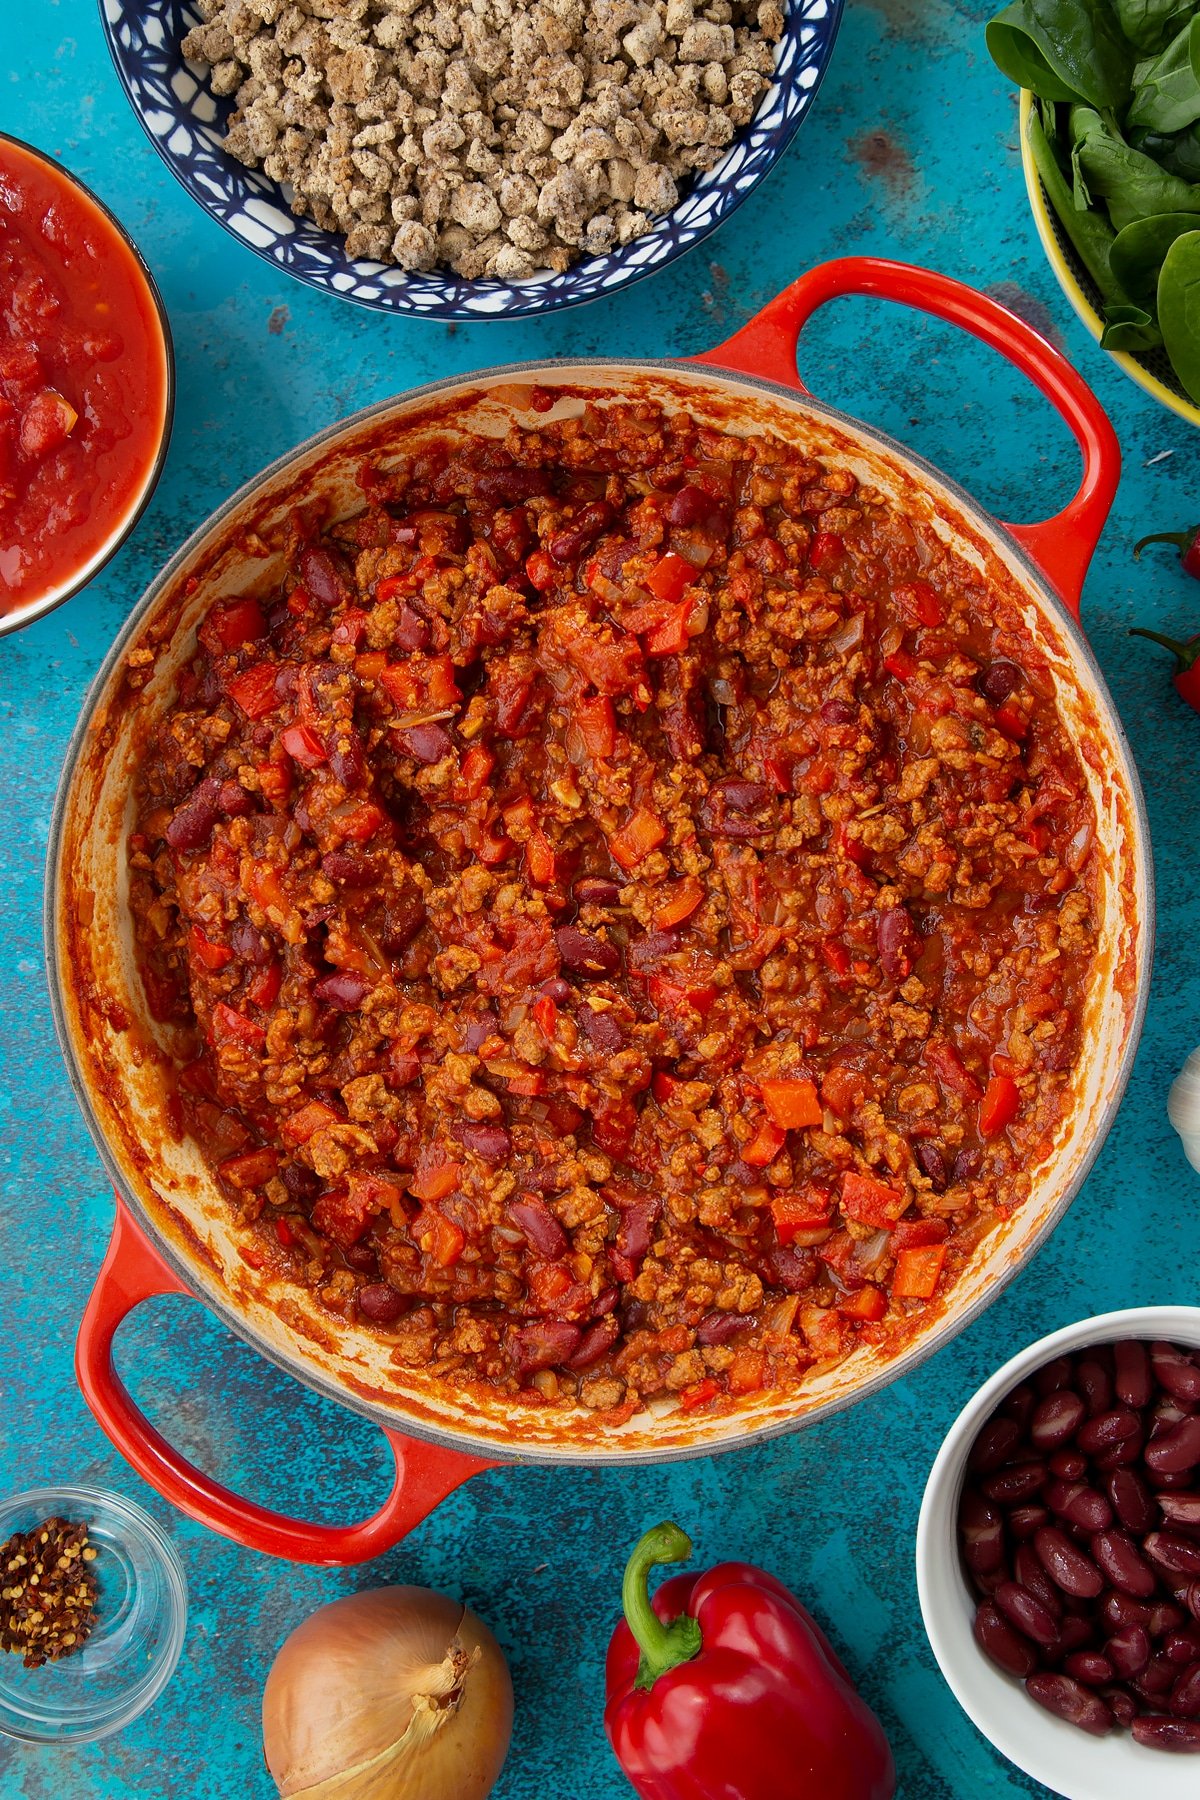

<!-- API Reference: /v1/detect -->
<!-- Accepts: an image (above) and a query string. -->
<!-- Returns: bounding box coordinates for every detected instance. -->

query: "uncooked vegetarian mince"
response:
[181,0,781,276]
[130,395,1100,1420]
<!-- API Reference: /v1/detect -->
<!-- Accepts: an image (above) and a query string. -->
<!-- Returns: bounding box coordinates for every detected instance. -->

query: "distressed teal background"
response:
[3,1,1200,1795]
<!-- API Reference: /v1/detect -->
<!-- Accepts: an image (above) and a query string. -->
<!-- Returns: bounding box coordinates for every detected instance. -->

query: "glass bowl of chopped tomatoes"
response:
[0,133,174,634]
[0,1485,187,1743]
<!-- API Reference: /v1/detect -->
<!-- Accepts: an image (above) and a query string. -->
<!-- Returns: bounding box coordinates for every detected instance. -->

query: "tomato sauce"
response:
[0,136,171,617]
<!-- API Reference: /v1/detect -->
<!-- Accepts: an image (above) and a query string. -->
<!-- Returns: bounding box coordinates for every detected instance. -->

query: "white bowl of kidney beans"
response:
[917,1308,1200,1796]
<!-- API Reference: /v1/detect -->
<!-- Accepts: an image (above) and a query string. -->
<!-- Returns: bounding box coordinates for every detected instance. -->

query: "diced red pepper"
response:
[281,1099,342,1144]
[644,551,694,605]
[212,1002,266,1051]
[413,1209,466,1267]
[890,1217,950,1251]
[896,580,943,628]
[678,1376,722,1411]
[995,702,1028,741]
[274,1217,296,1248]
[525,549,556,591]
[809,531,844,570]
[526,1260,574,1311]
[331,606,368,647]
[800,757,835,795]
[821,938,851,977]
[247,961,281,1009]
[189,926,232,972]
[227,662,280,720]
[280,722,327,768]
[375,576,407,604]
[839,1284,887,1322]
[218,1147,279,1188]
[380,654,461,713]
[532,994,558,1038]
[820,1066,865,1121]
[576,694,616,758]
[835,822,870,866]
[460,744,495,800]
[841,1169,906,1227]
[526,828,557,887]
[202,596,266,652]
[758,1078,822,1130]
[245,863,287,913]
[653,877,704,930]
[610,805,667,870]
[884,648,919,683]
[355,650,388,681]
[979,1073,1020,1137]
[335,799,387,842]
[743,1118,787,1167]
[770,1191,832,1243]
[925,1039,983,1102]
[893,1243,947,1300]
[647,974,718,1018]
[408,1155,463,1203]
[506,1070,547,1098]
[728,1348,766,1395]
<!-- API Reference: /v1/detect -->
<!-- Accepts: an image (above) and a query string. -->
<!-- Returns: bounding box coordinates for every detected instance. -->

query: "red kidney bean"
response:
[1106,1624,1152,1679]
[1179,1581,1200,1625]
[695,1311,745,1347]
[995,1581,1061,1647]
[1150,1602,1188,1639]
[1139,1653,1180,1699]
[1015,1544,1063,1616]
[509,1198,569,1260]
[983,1461,1047,1504]
[1147,1532,1200,1577]
[511,1320,582,1376]
[1163,1630,1200,1665]
[1062,1650,1114,1687]
[1056,1614,1095,1655]
[1147,1414,1200,1477]
[1048,1449,1087,1481]
[959,1489,1007,1577]
[1035,1356,1075,1397]
[1160,1494,1200,1528]
[1113,1339,1153,1410]
[1094,1434,1146,1470]
[973,1601,1038,1678]
[1151,1399,1195,1439]
[1025,1672,1113,1735]
[567,1316,620,1370]
[573,875,621,906]
[450,1119,512,1162]
[1106,1468,1158,1534]
[1093,1529,1159,1597]
[1031,1389,1086,1452]
[969,1413,1023,1472]
[555,925,621,976]
[1103,1686,1137,1727]
[1035,1526,1105,1599]
[357,1282,405,1324]
[1170,1663,1200,1718]
[1077,1357,1115,1416]
[1008,1504,1050,1541]
[1132,1714,1200,1750]
[1150,1466,1197,1491]
[313,970,370,1010]
[1046,1480,1112,1533]
[1001,1383,1036,1431]
[1103,1591,1153,1632]
[1152,1343,1200,1405]
[1077,1407,1142,1455]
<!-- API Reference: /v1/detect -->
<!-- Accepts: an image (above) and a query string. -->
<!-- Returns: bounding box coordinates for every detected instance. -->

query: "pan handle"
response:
[76,1197,494,1565]
[691,256,1120,621]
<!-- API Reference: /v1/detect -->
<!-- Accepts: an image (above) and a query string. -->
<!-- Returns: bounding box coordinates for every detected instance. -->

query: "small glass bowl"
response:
[0,1486,187,1743]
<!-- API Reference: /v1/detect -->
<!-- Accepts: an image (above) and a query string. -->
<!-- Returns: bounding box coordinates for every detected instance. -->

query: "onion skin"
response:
[262,1586,513,1800]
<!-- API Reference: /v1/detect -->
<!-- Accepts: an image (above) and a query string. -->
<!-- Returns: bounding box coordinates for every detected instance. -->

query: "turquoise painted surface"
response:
[2,2,1199,1796]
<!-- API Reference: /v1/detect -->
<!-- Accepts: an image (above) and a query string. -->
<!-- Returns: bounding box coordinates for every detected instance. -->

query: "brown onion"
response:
[262,1586,512,1800]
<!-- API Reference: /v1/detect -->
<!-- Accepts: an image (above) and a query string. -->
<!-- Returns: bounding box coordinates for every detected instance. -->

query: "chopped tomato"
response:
[189,926,231,972]
[227,662,279,720]
[678,1376,722,1410]
[891,1217,950,1251]
[212,1002,266,1051]
[652,1071,686,1105]
[506,1070,547,1098]
[280,723,327,768]
[648,974,717,1018]
[532,994,558,1038]
[408,1155,462,1203]
[274,1217,297,1248]
[576,694,616,758]
[821,938,851,977]
[820,1065,865,1121]
[413,1209,465,1267]
[995,702,1028,741]
[841,1169,906,1227]
[526,828,557,887]
[759,1078,822,1130]
[354,650,387,681]
[979,1073,1020,1137]
[247,961,281,1009]
[645,551,694,604]
[281,1099,342,1144]
[460,744,495,800]
[218,1147,279,1188]
[925,1039,983,1102]
[257,760,292,808]
[884,648,919,683]
[770,1191,832,1243]
[893,1243,947,1300]
[839,1284,887,1322]
[653,877,704,930]
[502,796,535,835]
[557,622,647,698]
[331,606,368,647]
[201,596,266,653]
[245,863,286,913]
[610,805,666,870]
[809,531,843,570]
[896,580,943,628]
[335,799,387,842]
[380,654,461,713]
[742,1118,787,1168]
[526,549,556,591]
[728,1349,766,1395]
[527,1261,573,1311]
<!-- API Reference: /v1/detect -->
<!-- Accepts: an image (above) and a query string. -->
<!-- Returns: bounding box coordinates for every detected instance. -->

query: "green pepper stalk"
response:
[621,1521,703,1690]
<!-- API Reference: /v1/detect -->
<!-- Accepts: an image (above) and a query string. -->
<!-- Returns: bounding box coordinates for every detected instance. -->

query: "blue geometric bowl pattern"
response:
[99,0,844,320]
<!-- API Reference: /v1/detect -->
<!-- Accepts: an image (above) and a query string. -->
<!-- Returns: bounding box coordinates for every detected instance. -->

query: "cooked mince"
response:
[129,395,1100,1419]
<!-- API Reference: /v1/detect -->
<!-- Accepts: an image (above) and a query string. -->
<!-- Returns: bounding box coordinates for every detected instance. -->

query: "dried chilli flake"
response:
[0,1517,98,1669]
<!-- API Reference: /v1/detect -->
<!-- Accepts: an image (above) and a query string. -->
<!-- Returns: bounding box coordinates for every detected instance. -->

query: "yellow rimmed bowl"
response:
[1019,90,1200,429]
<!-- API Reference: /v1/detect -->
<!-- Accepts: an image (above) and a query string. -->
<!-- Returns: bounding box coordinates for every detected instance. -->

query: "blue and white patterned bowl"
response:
[98,0,844,320]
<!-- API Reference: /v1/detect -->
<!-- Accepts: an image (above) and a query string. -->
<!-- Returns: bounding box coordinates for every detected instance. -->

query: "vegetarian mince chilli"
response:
[129,393,1101,1422]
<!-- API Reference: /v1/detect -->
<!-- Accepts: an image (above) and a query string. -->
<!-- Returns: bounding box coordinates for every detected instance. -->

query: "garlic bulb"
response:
[1167,1047,1200,1173]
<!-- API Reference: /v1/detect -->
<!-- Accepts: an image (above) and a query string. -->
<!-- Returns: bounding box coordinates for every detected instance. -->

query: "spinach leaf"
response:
[1127,16,1200,132]
[1156,121,1200,176]
[1110,210,1200,290]
[987,1,1134,108]
[1072,102,1200,227]
[1030,107,1139,307]
[1099,299,1165,345]
[1115,0,1193,52]
[1157,227,1200,394]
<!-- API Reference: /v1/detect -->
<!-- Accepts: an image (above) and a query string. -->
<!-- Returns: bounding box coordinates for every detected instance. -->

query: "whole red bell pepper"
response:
[604,1521,896,1800]
[1128,625,1200,714]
